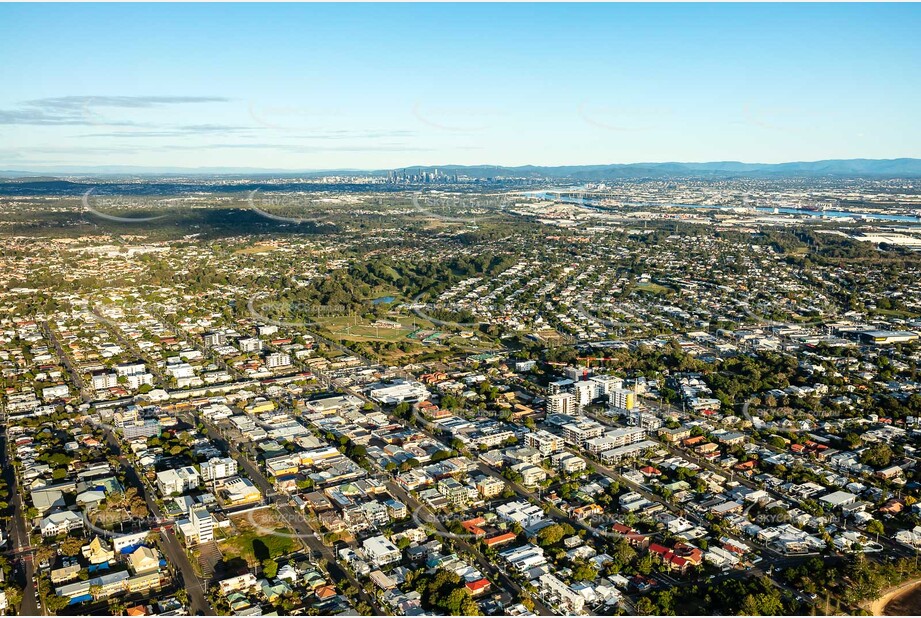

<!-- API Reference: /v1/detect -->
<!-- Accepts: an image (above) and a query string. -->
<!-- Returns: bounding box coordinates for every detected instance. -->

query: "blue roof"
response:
[68,594,93,605]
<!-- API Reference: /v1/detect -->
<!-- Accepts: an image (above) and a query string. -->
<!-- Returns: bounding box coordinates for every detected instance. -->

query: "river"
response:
[525,191,921,224]
[883,582,921,615]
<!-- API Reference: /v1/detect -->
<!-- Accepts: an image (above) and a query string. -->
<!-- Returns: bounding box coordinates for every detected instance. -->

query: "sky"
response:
[1,2,921,172]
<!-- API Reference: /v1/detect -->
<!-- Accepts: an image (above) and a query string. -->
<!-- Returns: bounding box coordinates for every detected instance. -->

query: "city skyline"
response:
[2,2,921,170]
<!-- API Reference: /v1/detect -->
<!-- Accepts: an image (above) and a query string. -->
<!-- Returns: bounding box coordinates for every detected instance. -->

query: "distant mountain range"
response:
[388,159,921,180]
[3,158,921,180]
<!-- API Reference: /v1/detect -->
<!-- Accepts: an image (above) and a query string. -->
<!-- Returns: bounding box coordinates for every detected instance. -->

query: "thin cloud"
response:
[0,108,140,126]
[80,125,255,138]
[4,143,431,157]
[24,95,231,110]
[78,127,417,139]
[168,143,431,153]
[0,95,231,126]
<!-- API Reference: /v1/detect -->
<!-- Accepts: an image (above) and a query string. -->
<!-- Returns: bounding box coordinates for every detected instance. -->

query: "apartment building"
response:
[91,371,118,391]
[539,573,585,614]
[437,478,471,508]
[573,380,601,408]
[475,475,506,499]
[189,506,214,544]
[238,337,262,353]
[547,392,576,415]
[584,427,646,454]
[609,388,636,411]
[496,501,545,529]
[362,535,401,567]
[203,331,227,348]
[525,429,564,456]
[114,361,146,377]
[511,462,547,487]
[266,352,292,369]
[200,456,238,482]
[589,374,624,396]
[561,419,605,447]
[156,466,200,495]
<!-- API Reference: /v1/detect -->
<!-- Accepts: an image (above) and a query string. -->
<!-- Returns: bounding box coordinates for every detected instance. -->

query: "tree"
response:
[3,585,22,612]
[844,432,862,449]
[867,519,885,540]
[737,591,783,616]
[130,498,149,519]
[769,436,787,449]
[44,592,71,613]
[536,523,565,547]
[636,553,655,575]
[108,597,128,616]
[60,535,85,556]
[613,540,637,565]
[174,587,189,607]
[34,544,56,567]
[262,558,279,579]
[572,561,597,582]
[860,443,893,468]
[636,597,656,615]
[444,588,473,615]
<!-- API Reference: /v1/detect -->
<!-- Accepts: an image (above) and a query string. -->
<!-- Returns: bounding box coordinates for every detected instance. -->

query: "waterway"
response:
[883,582,921,615]
[526,191,921,224]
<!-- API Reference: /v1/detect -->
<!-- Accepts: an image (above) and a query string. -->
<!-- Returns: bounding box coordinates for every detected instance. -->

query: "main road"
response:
[190,414,384,615]
[98,425,214,615]
[1,431,40,616]
[382,477,554,616]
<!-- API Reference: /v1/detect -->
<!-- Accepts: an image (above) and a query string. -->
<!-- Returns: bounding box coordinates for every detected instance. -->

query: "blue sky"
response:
[1,2,920,171]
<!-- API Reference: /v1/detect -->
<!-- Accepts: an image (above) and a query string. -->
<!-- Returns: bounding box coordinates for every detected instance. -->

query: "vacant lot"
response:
[218,508,302,563]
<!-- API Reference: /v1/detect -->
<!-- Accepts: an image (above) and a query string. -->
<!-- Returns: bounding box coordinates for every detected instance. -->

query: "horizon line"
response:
[3,156,921,176]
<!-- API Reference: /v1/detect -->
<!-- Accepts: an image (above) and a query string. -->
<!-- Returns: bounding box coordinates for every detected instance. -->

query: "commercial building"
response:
[855,330,919,345]
[368,380,431,405]
[218,477,262,506]
[114,409,161,439]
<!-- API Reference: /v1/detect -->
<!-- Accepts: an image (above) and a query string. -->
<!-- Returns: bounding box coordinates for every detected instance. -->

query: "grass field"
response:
[233,243,278,254]
[218,508,302,563]
[635,281,673,295]
[315,313,432,342]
